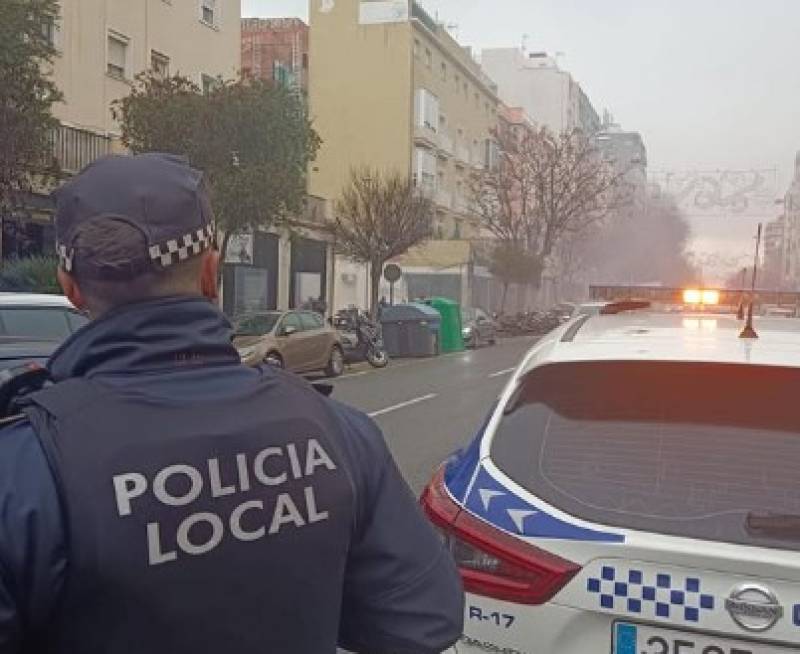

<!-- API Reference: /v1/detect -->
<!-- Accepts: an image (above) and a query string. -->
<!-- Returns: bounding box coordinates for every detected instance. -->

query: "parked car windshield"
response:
[234,312,282,336]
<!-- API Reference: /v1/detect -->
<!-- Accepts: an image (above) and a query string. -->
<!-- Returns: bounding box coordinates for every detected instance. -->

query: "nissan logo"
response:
[725,583,784,632]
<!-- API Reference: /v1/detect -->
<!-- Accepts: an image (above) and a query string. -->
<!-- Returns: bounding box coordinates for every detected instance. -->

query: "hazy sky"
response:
[243,0,800,273]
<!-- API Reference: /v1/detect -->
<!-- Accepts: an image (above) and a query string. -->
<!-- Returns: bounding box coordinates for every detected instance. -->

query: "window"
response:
[107,32,129,80]
[280,313,303,334]
[42,14,60,49]
[201,73,219,95]
[425,48,432,69]
[440,61,447,81]
[151,50,170,78]
[415,88,439,131]
[414,147,437,195]
[491,361,800,552]
[0,308,71,340]
[474,91,480,108]
[300,312,324,331]
[66,311,90,332]
[454,73,460,93]
[235,313,282,336]
[200,0,217,27]
[463,81,468,96]
[414,39,421,59]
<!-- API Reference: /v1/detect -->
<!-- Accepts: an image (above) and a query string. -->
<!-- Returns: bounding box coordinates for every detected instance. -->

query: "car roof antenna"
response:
[740,223,762,340]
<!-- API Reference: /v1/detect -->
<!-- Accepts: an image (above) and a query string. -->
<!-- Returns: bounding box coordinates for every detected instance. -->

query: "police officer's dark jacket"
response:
[0,297,464,654]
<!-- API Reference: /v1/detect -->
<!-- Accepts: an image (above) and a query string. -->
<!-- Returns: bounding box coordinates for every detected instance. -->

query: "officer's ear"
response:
[58,269,89,313]
[200,249,220,302]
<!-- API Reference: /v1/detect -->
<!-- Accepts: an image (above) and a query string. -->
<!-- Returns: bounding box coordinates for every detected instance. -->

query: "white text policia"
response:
[112,438,337,565]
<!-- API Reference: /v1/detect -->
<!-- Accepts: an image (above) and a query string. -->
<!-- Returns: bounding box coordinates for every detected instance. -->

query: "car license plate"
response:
[614,622,796,654]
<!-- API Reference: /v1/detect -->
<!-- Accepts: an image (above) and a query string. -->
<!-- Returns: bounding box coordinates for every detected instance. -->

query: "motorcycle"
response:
[334,309,389,369]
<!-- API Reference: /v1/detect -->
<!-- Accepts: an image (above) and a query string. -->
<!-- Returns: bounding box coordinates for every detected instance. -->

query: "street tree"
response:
[473,123,627,289]
[488,242,543,314]
[329,168,434,317]
[0,0,63,213]
[112,73,320,261]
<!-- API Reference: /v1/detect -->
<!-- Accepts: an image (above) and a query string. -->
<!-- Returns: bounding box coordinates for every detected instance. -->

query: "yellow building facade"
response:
[309,0,498,239]
[51,0,241,175]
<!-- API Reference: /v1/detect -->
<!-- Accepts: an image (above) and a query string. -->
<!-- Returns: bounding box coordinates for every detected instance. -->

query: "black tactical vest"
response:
[24,370,355,654]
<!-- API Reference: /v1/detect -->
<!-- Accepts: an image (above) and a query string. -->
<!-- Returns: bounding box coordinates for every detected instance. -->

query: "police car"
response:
[422,290,800,654]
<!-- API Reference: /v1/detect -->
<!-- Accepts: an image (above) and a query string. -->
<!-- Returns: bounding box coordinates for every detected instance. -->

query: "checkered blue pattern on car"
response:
[587,566,715,623]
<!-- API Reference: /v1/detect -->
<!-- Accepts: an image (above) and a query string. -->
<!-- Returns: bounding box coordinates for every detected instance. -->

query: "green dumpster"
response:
[424,297,464,353]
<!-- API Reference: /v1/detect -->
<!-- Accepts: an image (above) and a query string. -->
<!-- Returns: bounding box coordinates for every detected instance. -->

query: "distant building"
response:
[241,18,308,91]
[481,48,599,136]
[781,152,800,288]
[6,0,240,261]
[763,216,786,288]
[309,0,501,310]
[595,119,648,203]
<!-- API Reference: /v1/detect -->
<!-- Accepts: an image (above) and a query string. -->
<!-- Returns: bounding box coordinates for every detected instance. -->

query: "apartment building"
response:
[481,48,600,137]
[309,0,500,309]
[7,0,241,259]
[241,18,308,91]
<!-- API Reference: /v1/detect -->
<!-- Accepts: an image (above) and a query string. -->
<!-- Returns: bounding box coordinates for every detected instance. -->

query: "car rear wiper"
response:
[745,512,800,541]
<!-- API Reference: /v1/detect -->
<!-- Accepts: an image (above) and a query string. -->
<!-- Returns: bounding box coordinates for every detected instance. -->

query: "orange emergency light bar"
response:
[682,289,720,305]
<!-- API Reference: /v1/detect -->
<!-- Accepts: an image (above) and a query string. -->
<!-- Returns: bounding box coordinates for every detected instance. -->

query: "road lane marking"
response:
[368,393,438,418]
[339,370,370,379]
[488,367,516,378]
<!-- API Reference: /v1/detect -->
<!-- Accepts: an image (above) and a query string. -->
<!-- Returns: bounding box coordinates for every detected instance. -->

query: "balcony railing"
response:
[435,188,452,209]
[414,124,438,149]
[454,195,469,213]
[437,132,454,157]
[455,144,471,166]
[51,123,113,175]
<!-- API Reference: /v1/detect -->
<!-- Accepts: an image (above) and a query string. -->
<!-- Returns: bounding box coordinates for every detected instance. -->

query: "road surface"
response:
[330,336,539,494]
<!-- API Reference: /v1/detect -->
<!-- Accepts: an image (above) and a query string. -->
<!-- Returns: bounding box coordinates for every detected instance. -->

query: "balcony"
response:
[437,132,454,159]
[51,123,113,175]
[435,188,452,209]
[454,195,470,214]
[413,124,438,149]
[455,144,471,166]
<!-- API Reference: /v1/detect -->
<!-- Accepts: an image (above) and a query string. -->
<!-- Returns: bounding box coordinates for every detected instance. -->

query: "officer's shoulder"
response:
[0,415,52,482]
[0,415,39,451]
[0,413,29,430]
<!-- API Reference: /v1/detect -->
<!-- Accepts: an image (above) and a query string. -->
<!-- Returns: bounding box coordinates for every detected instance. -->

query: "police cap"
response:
[53,153,216,279]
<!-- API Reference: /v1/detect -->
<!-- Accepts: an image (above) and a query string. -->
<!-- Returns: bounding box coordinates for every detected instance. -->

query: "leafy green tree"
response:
[329,168,434,317]
[112,74,320,260]
[488,242,543,314]
[0,0,63,213]
[0,255,60,293]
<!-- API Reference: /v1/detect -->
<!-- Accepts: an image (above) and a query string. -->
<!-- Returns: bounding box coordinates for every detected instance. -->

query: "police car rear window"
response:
[490,361,800,551]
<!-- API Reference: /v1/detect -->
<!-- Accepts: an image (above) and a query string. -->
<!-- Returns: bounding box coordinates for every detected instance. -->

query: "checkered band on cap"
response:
[148,223,217,268]
[57,243,74,272]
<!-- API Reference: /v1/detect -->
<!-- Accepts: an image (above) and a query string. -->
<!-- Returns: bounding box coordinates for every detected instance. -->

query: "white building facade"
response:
[481,48,599,136]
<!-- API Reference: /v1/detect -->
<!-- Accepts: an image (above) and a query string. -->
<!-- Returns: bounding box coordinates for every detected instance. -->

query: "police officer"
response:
[0,154,464,653]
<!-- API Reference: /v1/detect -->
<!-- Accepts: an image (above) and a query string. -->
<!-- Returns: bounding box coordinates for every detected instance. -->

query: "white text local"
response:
[112,438,338,565]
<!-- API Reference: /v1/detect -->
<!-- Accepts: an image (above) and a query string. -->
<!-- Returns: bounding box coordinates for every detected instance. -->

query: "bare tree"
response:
[473,123,627,288]
[329,168,433,317]
[569,194,696,289]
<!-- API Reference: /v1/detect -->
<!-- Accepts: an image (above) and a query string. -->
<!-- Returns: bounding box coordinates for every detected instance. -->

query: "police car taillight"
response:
[421,467,580,605]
